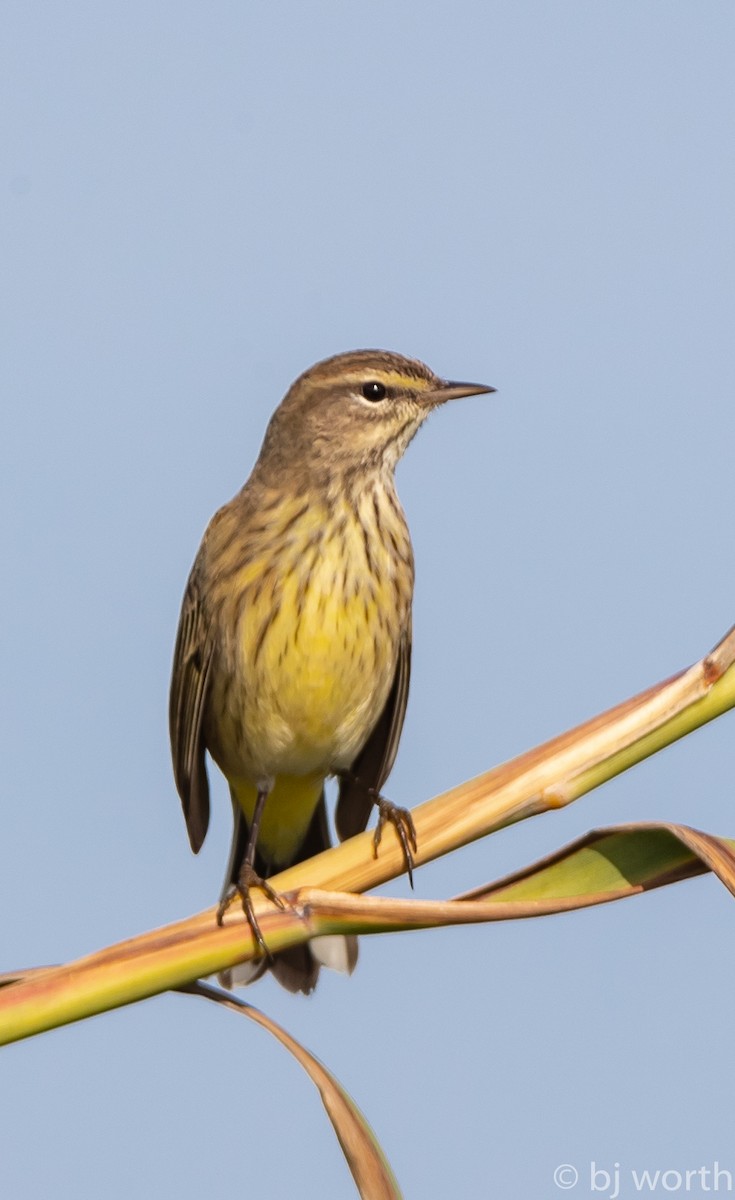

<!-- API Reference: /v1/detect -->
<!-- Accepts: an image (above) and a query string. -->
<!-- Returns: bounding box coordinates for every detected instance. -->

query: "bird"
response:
[169,349,494,992]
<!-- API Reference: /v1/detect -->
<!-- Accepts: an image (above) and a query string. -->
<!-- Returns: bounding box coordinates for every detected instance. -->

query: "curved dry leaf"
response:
[292,823,735,933]
[180,981,401,1200]
[461,822,735,904]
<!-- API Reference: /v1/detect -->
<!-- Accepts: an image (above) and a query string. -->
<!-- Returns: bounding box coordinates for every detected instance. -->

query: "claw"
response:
[216,864,288,959]
[372,795,417,888]
[338,768,418,886]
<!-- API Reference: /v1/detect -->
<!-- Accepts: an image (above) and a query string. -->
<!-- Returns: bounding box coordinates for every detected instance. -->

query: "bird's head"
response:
[255,349,495,485]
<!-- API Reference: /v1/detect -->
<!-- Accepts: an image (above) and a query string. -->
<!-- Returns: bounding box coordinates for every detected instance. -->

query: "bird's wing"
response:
[169,571,214,853]
[335,623,412,841]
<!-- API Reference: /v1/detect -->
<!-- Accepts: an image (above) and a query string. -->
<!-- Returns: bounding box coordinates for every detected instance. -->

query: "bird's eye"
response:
[361,381,387,402]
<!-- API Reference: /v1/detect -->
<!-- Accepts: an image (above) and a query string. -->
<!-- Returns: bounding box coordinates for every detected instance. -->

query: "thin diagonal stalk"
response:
[0,625,733,1045]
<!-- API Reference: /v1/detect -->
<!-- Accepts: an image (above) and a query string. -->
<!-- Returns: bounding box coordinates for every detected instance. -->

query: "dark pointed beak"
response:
[423,379,496,406]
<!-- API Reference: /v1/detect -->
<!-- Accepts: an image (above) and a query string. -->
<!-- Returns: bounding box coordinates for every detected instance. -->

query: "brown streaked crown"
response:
[297,349,442,393]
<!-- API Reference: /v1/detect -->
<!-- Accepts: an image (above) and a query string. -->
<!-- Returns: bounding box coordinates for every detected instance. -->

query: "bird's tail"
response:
[219,790,357,994]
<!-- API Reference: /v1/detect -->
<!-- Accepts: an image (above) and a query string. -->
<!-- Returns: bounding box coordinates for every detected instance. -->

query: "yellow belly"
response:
[206,491,413,844]
[230,773,324,868]
[243,563,397,776]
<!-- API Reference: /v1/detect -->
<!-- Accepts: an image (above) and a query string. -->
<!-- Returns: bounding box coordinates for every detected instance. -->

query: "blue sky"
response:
[2,4,735,1197]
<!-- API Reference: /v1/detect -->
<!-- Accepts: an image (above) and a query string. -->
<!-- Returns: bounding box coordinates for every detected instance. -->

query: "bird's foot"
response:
[216,864,288,958]
[370,792,417,887]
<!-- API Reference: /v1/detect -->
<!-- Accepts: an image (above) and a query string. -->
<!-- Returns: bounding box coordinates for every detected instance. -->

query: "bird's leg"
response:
[216,786,286,957]
[339,771,417,887]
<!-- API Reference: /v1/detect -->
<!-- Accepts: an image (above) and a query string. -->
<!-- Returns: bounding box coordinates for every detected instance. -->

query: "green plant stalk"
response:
[0,627,733,1046]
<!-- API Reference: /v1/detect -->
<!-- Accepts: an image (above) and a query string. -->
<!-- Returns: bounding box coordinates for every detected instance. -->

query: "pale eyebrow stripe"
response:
[349,370,432,391]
